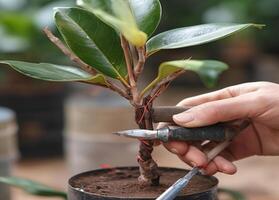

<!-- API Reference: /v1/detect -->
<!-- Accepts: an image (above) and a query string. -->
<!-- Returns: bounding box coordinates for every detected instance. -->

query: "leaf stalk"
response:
[43,27,97,75]
[120,35,140,104]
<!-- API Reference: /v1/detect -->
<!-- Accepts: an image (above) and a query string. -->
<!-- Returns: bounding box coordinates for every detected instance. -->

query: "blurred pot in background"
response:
[64,88,138,175]
[0,107,18,200]
[0,0,75,157]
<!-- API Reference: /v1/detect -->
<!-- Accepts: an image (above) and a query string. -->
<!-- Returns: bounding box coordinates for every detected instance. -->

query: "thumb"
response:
[173,92,257,127]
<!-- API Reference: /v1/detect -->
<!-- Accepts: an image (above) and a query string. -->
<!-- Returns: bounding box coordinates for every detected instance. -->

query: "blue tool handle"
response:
[156,167,199,200]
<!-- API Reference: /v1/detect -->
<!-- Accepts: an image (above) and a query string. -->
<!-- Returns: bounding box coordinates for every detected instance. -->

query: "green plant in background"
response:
[0,0,74,59]
[0,176,67,199]
[0,0,262,192]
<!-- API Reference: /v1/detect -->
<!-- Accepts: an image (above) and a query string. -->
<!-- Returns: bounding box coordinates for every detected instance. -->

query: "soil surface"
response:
[70,167,217,198]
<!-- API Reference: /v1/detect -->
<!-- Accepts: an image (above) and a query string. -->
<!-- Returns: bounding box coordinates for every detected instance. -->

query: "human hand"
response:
[161,82,279,175]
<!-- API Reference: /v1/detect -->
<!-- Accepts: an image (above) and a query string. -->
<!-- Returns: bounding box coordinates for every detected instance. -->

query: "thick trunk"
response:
[135,96,160,186]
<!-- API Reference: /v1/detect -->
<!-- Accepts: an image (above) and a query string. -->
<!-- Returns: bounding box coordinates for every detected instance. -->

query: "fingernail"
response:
[173,112,194,124]
[170,148,179,154]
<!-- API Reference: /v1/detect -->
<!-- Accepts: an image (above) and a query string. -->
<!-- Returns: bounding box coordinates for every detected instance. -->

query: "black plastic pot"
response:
[68,167,218,200]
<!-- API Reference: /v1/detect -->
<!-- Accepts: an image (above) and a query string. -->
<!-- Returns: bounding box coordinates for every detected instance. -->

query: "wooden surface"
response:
[11,155,279,200]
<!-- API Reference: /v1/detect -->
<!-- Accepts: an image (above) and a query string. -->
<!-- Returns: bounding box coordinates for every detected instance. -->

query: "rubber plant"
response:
[1,0,262,186]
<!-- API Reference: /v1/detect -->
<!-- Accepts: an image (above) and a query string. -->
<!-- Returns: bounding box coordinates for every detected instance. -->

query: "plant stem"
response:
[120,35,160,186]
[120,35,139,104]
[135,97,160,186]
[134,47,146,81]
[149,70,185,99]
[107,80,131,100]
[43,27,97,75]
[129,44,138,69]
[140,78,158,98]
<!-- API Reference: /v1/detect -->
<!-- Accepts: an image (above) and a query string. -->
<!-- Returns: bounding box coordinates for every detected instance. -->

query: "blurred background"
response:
[0,0,278,199]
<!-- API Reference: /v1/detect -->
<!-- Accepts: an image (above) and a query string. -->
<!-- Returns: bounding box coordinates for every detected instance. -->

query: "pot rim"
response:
[68,166,219,199]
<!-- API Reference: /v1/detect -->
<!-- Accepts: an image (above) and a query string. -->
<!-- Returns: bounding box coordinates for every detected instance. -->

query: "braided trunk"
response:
[135,96,160,186]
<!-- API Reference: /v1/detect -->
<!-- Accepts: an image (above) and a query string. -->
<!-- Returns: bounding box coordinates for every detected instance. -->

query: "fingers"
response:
[164,141,189,155]
[173,92,259,127]
[157,122,169,129]
[164,141,237,174]
[178,145,208,167]
[164,141,207,167]
[203,156,237,175]
[177,82,260,107]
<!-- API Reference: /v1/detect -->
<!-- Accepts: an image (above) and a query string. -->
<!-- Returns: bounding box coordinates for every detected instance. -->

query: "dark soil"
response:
[70,167,217,198]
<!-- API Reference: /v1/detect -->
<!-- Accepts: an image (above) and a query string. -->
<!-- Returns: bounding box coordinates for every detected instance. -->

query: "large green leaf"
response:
[0,60,106,84]
[141,59,228,95]
[129,0,162,37]
[146,23,263,55]
[55,7,126,79]
[77,0,147,47]
[0,177,67,199]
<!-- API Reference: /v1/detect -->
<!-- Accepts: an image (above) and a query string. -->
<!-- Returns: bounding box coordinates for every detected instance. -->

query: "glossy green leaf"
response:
[0,60,96,82]
[77,0,147,47]
[147,23,264,55]
[129,0,162,37]
[142,59,228,95]
[55,7,126,79]
[0,177,67,199]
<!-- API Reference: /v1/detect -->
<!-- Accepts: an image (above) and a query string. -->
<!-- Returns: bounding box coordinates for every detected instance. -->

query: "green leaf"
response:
[0,177,67,199]
[141,59,228,95]
[77,0,147,47]
[55,7,126,79]
[0,60,95,82]
[218,188,246,200]
[87,74,109,86]
[129,0,162,37]
[147,23,264,55]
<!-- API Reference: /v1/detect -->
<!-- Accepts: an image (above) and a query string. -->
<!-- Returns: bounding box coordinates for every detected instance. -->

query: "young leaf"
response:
[129,0,162,37]
[55,7,126,79]
[0,176,67,199]
[0,60,104,83]
[147,23,264,55]
[77,0,147,47]
[87,74,110,87]
[142,59,228,95]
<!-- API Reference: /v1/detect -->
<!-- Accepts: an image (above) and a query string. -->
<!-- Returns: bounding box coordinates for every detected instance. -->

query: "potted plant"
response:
[0,0,262,199]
